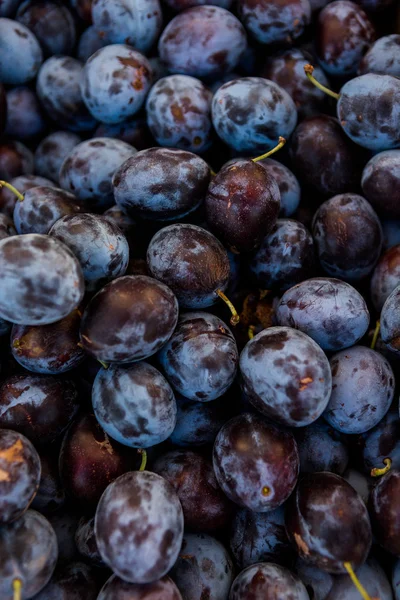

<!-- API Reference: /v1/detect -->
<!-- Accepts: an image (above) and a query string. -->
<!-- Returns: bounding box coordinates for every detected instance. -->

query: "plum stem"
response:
[138,449,147,471]
[343,562,372,600]
[304,65,340,100]
[216,289,240,326]
[210,168,217,177]
[13,579,22,600]
[97,359,109,369]
[252,137,286,162]
[371,457,392,477]
[248,325,255,340]
[0,181,24,202]
[370,320,380,350]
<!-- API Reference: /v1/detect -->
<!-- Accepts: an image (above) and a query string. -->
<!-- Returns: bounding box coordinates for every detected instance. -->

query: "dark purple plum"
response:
[32,561,98,600]
[98,575,183,600]
[113,147,210,221]
[0,141,34,181]
[229,563,309,600]
[165,0,232,8]
[147,224,230,309]
[361,150,400,218]
[323,346,394,434]
[213,412,299,511]
[276,277,370,351]
[369,469,400,555]
[205,159,280,253]
[249,219,315,291]
[359,34,400,76]
[31,450,65,514]
[95,471,184,583]
[158,312,238,402]
[13,186,82,235]
[77,25,107,63]
[361,412,400,475]
[0,174,54,218]
[50,213,129,289]
[381,285,400,355]
[370,244,400,311]
[95,116,154,151]
[36,56,97,132]
[312,194,383,281]
[4,86,45,140]
[170,533,234,600]
[0,214,16,240]
[91,0,162,54]
[80,275,179,363]
[34,131,81,185]
[294,559,334,599]
[295,419,349,475]
[325,558,393,600]
[80,45,152,124]
[0,374,80,445]
[382,219,400,251]
[146,75,212,153]
[69,0,93,22]
[257,158,300,217]
[59,137,136,211]
[285,472,372,573]
[0,429,41,524]
[238,0,311,46]
[0,234,84,325]
[75,516,104,567]
[212,78,297,153]
[0,510,57,599]
[289,115,368,196]
[59,413,136,507]
[153,450,235,532]
[240,327,332,427]
[92,362,177,448]
[0,17,43,84]
[159,6,246,78]
[230,507,295,569]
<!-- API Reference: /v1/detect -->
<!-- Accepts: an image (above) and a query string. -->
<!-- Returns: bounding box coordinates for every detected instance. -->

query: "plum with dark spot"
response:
[295,418,348,475]
[0,429,41,524]
[31,450,65,514]
[312,194,382,281]
[240,327,332,427]
[75,516,104,567]
[0,510,58,599]
[92,362,177,448]
[59,412,136,507]
[0,17,43,84]
[323,346,394,434]
[98,575,183,600]
[113,147,210,221]
[153,450,235,532]
[147,224,230,309]
[59,137,137,211]
[159,312,238,401]
[77,24,107,62]
[80,275,179,363]
[212,78,297,153]
[95,470,184,583]
[362,150,400,218]
[369,469,400,555]
[80,45,152,124]
[229,562,309,600]
[36,56,97,132]
[276,277,370,351]
[361,412,400,475]
[4,86,45,141]
[34,131,81,185]
[32,561,98,600]
[213,412,299,511]
[0,141,34,182]
[0,374,80,445]
[370,244,400,311]
[359,34,400,77]
[325,558,393,600]
[285,472,372,573]
[381,284,400,355]
[146,75,213,153]
[0,234,84,325]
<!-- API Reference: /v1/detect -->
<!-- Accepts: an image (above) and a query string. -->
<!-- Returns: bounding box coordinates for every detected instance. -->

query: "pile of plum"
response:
[0,0,400,598]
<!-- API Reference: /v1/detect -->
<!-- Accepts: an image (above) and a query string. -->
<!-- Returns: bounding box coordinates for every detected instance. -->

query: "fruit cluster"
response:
[0,0,399,599]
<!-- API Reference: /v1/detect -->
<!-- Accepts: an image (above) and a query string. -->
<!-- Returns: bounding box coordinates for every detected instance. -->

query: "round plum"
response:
[0,17,43,84]
[229,563,309,600]
[34,131,81,184]
[361,150,400,218]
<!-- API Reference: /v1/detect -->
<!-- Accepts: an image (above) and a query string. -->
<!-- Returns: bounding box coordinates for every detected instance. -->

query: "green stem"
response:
[252,137,286,163]
[138,449,147,471]
[216,289,239,326]
[0,181,24,202]
[304,64,340,100]
[370,320,380,350]
[371,457,392,478]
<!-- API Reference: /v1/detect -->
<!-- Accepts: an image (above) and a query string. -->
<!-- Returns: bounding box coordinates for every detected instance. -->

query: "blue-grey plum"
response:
[103,205,136,253]
[159,6,246,78]
[295,418,348,475]
[381,284,400,355]
[361,412,400,475]
[229,563,310,600]
[0,234,84,325]
[92,0,162,54]
[230,507,294,570]
[97,575,183,600]
[370,245,400,312]
[240,327,332,428]
[77,25,107,63]
[34,131,81,184]
[47,509,80,565]
[276,277,370,351]
[359,34,400,77]
[4,86,45,141]
[113,147,210,221]
[147,224,230,309]
[92,362,177,448]
[164,0,232,8]
[361,150,400,218]
[80,275,179,363]
[59,137,137,211]
[95,471,184,583]
[325,558,393,600]
[36,56,97,132]
[382,219,400,251]
[0,142,34,183]
[170,533,234,600]
[294,560,334,599]
[0,18,42,84]
[80,45,152,124]
[249,219,315,291]
[213,412,299,512]
[212,78,297,153]
[312,194,383,281]
[31,561,98,600]
[323,346,394,434]
[146,75,212,154]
